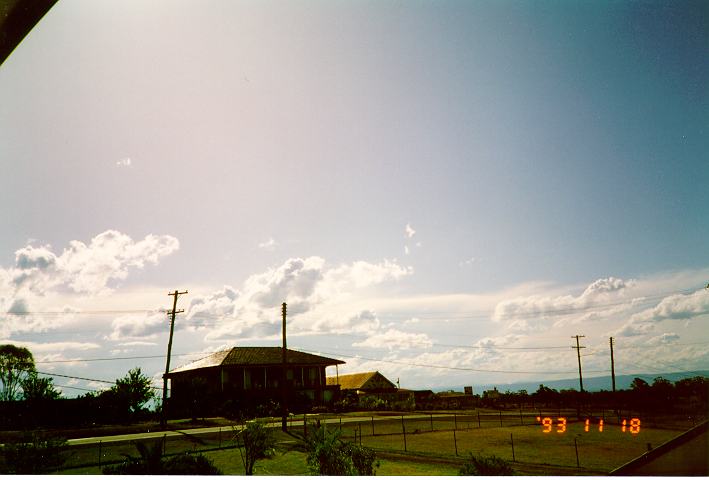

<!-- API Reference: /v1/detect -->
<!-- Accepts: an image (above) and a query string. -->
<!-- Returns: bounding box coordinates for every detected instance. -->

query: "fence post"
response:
[98,440,102,469]
[574,437,580,468]
[163,434,167,456]
[359,425,362,446]
[371,416,375,436]
[453,430,458,456]
[401,416,407,452]
[454,413,457,430]
[303,414,307,437]
[477,411,481,428]
[499,411,503,427]
[520,407,523,425]
[510,433,515,462]
[218,426,222,448]
[430,413,434,431]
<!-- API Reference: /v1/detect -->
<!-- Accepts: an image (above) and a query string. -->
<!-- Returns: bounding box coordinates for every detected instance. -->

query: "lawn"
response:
[52,412,692,475]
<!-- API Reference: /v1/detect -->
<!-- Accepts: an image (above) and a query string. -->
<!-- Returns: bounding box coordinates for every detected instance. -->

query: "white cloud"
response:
[493,276,634,322]
[184,256,412,343]
[404,246,410,255]
[353,328,432,350]
[630,289,709,323]
[108,311,167,341]
[404,223,416,238]
[116,157,132,168]
[257,237,277,250]
[459,257,476,267]
[8,230,179,295]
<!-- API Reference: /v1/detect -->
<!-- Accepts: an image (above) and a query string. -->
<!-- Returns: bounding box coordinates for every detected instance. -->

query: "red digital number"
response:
[629,418,640,434]
[584,419,589,432]
[557,417,567,434]
[541,417,552,433]
[599,419,603,432]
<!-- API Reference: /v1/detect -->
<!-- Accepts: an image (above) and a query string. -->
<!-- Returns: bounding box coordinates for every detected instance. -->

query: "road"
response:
[66,413,458,446]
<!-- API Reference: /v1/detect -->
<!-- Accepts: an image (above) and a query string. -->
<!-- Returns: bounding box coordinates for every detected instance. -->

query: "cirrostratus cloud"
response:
[182,256,412,343]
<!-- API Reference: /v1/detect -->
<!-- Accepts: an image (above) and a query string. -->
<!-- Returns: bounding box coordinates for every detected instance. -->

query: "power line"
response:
[296,347,609,375]
[6,285,698,320]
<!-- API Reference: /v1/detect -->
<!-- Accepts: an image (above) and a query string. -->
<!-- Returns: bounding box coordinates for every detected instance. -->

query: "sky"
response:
[0,0,708,396]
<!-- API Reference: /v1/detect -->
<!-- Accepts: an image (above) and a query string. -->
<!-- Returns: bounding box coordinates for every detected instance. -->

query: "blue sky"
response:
[0,0,708,394]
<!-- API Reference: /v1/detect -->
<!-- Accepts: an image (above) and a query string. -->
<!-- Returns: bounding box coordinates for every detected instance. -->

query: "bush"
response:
[305,424,377,475]
[162,453,222,474]
[234,420,276,475]
[102,439,221,475]
[459,454,514,476]
[0,431,66,474]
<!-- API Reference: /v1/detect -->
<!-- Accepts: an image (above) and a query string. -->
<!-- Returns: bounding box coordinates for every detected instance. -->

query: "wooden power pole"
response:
[281,302,288,432]
[571,335,586,393]
[609,337,616,393]
[162,289,187,428]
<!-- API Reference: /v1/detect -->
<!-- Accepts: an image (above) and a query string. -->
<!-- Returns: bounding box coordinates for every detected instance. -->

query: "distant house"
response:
[165,346,344,415]
[326,371,398,394]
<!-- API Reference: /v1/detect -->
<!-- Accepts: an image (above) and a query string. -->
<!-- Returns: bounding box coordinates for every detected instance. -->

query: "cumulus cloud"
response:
[0,231,179,338]
[8,230,179,295]
[404,223,416,239]
[182,257,412,343]
[116,157,132,168]
[630,289,709,323]
[493,276,634,322]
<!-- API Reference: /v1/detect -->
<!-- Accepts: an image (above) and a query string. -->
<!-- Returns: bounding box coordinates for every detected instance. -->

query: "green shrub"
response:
[0,431,66,474]
[102,439,221,475]
[234,420,276,475]
[162,453,222,474]
[305,424,377,475]
[459,453,514,476]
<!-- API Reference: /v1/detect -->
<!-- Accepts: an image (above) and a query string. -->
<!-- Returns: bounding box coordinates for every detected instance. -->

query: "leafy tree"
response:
[459,453,514,476]
[630,377,650,391]
[0,344,35,401]
[305,424,377,475]
[21,372,61,401]
[234,420,276,475]
[111,367,155,415]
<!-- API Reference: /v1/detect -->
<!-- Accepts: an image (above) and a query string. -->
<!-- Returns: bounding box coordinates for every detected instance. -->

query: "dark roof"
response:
[168,347,344,375]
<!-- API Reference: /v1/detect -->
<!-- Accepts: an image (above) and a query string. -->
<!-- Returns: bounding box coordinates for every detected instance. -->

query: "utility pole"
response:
[609,337,616,393]
[162,289,187,428]
[571,335,586,393]
[281,302,288,432]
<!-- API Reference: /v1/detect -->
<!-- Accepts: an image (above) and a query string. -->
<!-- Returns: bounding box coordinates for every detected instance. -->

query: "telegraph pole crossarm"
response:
[162,289,188,428]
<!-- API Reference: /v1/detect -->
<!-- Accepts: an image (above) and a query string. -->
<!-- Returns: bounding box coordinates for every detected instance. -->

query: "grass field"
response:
[53,414,688,475]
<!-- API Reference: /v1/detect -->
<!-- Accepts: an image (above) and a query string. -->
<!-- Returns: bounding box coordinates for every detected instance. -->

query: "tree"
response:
[21,373,61,401]
[111,367,155,415]
[234,420,275,475]
[0,344,35,401]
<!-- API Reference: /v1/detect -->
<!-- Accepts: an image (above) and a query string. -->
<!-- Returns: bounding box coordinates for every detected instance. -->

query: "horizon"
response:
[1,0,708,397]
